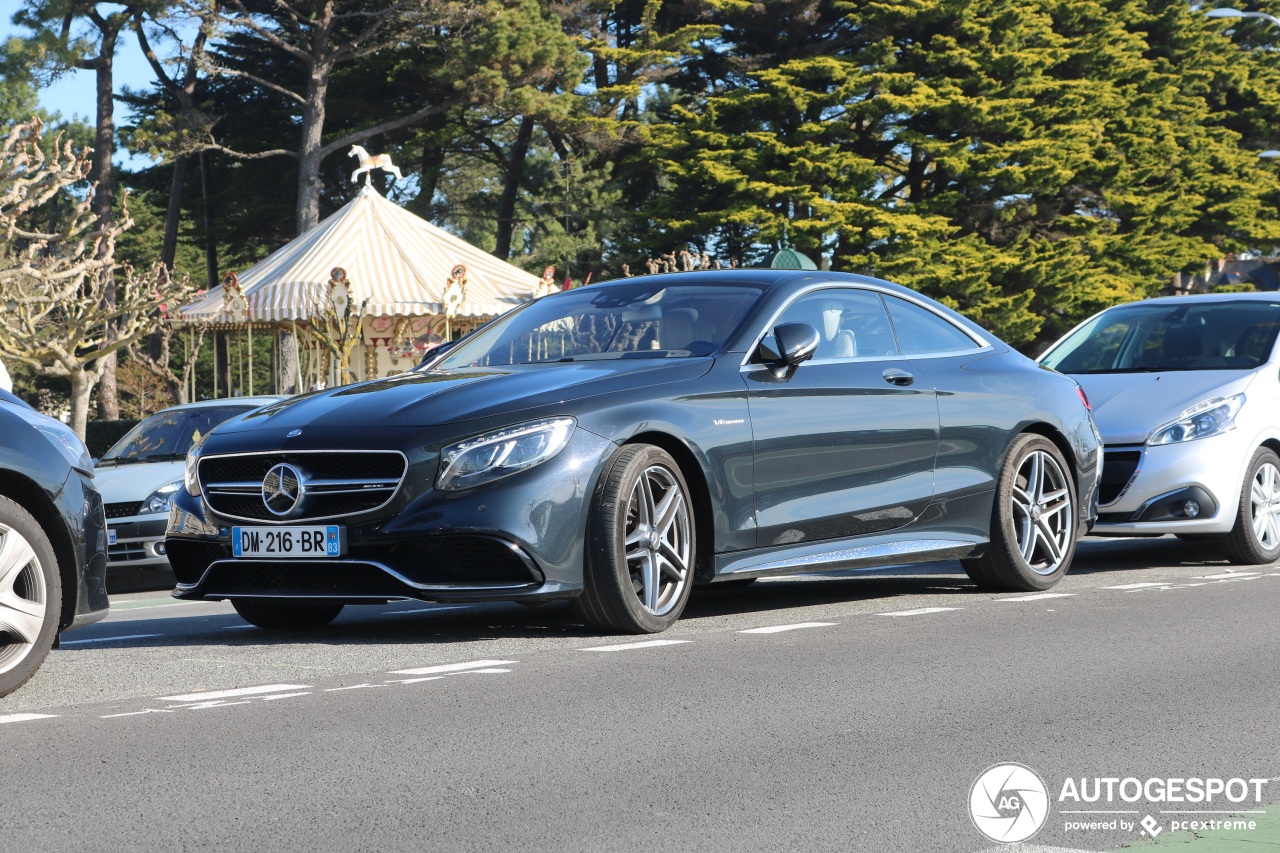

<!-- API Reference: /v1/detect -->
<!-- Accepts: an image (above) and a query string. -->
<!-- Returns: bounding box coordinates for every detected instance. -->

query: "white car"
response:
[96,397,284,590]
[1039,292,1280,563]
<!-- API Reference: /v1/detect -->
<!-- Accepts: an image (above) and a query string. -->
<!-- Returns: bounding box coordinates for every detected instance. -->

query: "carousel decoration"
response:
[223,272,250,323]
[328,266,350,313]
[533,265,558,299]
[302,265,369,386]
[349,145,404,185]
[442,263,467,339]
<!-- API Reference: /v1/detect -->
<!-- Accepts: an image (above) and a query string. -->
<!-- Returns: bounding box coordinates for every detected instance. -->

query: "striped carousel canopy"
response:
[178,186,538,323]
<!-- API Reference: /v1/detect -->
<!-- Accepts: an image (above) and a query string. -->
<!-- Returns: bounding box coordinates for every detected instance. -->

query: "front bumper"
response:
[1090,432,1244,535]
[63,471,109,631]
[165,427,616,604]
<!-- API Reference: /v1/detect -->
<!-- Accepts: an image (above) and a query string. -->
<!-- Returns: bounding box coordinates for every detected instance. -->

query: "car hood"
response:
[218,358,716,434]
[1074,371,1257,445]
[92,460,185,503]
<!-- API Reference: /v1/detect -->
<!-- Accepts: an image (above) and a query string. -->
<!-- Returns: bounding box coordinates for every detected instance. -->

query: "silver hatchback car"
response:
[1040,292,1280,563]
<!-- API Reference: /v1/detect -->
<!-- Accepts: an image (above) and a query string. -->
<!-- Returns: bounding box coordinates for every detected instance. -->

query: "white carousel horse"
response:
[349,144,403,184]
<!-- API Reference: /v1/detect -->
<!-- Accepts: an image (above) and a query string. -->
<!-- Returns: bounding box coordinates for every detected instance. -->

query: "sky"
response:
[1,11,157,167]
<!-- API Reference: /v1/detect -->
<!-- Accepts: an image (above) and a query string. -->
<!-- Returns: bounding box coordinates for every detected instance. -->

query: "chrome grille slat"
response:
[198,450,408,522]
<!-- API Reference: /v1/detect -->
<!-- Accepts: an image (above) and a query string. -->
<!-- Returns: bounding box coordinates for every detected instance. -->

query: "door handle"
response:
[882,368,914,386]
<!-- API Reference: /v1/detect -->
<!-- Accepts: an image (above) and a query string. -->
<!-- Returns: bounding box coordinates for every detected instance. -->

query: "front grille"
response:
[168,539,230,585]
[1099,448,1142,505]
[383,536,543,586]
[203,561,411,597]
[108,542,150,561]
[198,450,407,522]
[105,501,142,519]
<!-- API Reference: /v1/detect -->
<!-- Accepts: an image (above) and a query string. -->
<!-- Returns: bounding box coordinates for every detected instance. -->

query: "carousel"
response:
[177,153,543,393]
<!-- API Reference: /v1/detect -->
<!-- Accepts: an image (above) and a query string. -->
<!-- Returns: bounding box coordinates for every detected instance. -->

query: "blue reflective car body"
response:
[166,271,1100,614]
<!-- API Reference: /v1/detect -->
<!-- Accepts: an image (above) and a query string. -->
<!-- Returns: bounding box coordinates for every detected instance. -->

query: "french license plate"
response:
[232,525,344,558]
[107,527,117,546]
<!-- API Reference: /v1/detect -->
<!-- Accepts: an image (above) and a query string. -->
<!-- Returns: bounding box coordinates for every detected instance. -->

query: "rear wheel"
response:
[574,445,695,633]
[232,599,344,629]
[963,434,1077,591]
[1221,447,1280,565]
[0,496,61,698]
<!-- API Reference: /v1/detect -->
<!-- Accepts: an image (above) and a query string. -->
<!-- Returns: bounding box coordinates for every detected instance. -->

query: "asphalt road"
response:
[2,536,1278,852]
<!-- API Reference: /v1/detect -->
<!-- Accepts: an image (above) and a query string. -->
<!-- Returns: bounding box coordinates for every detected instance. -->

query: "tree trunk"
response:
[161,153,188,268]
[295,60,333,234]
[279,332,299,395]
[494,116,535,261]
[410,111,450,221]
[94,24,120,421]
[68,368,96,441]
[199,151,219,292]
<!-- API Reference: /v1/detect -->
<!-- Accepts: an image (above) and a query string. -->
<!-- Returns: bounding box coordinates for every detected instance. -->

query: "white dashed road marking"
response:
[739,622,836,634]
[0,713,57,724]
[998,593,1075,602]
[60,633,162,645]
[1104,582,1174,590]
[1198,571,1260,580]
[579,639,691,652]
[388,659,516,676]
[878,607,960,617]
[160,684,312,702]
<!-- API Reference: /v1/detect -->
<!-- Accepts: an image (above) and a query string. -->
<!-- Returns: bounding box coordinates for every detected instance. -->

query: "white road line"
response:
[1198,571,1260,580]
[579,639,691,652]
[160,683,312,702]
[101,709,174,719]
[325,684,384,692]
[60,633,162,645]
[999,593,1075,602]
[388,659,516,676]
[385,676,446,685]
[1103,582,1174,590]
[878,607,960,617]
[382,605,474,615]
[259,692,312,701]
[0,713,57,724]
[739,622,836,634]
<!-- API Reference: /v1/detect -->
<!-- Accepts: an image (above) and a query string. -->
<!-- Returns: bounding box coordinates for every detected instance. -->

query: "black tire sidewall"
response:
[0,496,62,698]
[991,435,1077,590]
[586,445,695,633]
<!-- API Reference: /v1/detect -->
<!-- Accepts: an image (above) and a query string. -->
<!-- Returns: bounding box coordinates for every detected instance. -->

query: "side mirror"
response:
[767,322,820,376]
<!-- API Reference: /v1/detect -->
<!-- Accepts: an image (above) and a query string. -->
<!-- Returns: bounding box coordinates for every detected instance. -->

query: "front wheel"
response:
[232,599,344,629]
[0,496,62,698]
[963,434,1077,591]
[574,445,696,633]
[1220,447,1280,565]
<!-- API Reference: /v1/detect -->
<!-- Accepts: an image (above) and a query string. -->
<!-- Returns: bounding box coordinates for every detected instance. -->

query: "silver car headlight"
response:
[140,480,183,515]
[7,404,93,474]
[1146,394,1245,446]
[436,417,576,492]
[184,434,206,496]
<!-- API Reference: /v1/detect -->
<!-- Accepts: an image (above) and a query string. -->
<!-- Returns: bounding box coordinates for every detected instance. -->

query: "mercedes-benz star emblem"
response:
[262,463,305,516]
[287,429,303,438]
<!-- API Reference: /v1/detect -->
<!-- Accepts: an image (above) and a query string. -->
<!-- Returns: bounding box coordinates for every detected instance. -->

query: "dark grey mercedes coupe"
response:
[166,270,1101,633]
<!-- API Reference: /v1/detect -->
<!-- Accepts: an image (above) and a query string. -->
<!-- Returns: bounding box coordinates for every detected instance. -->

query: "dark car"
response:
[0,390,109,696]
[167,270,1101,634]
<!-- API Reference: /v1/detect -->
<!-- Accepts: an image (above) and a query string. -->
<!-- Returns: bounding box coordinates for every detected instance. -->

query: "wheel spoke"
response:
[0,596,44,644]
[1252,478,1270,507]
[638,553,659,611]
[1254,508,1269,541]
[1018,516,1036,561]
[1035,518,1063,565]
[1265,510,1280,549]
[0,528,37,594]
[652,487,683,541]
[1026,453,1044,503]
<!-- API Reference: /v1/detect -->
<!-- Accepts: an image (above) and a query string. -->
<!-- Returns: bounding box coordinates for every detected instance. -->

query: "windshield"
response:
[1041,300,1280,374]
[430,281,764,369]
[99,405,255,465]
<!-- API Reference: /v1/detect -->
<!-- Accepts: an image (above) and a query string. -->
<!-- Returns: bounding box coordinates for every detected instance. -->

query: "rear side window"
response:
[883,296,981,355]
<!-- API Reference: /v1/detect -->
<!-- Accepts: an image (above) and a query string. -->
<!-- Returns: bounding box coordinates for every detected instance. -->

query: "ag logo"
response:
[969,763,1050,843]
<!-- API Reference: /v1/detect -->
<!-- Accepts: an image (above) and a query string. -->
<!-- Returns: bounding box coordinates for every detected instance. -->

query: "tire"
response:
[574,445,696,633]
[0,496,62,698]
[1220,447,1280,565]
[231,599,344,629]
[963,434,1077,591]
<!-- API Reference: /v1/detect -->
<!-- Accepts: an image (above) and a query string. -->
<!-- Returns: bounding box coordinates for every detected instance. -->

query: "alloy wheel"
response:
[0,522,49,677]
[624,464,692,616]
[1011,449,1074,575]
[1249,461,1280,550]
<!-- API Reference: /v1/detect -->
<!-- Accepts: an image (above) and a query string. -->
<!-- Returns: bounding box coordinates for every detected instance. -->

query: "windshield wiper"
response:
[97,457,143,466]
[141,453,186,462]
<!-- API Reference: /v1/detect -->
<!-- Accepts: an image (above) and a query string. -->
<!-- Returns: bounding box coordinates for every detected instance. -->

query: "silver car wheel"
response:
[0,521,49,677]
[624,464,692,616]
[1011,449,1074,576]
[1249,461,1280,550]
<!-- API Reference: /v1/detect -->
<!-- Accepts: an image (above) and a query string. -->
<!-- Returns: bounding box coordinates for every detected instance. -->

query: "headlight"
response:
[7,405,93,474]
[1146,394,1245,446]
[436,417,576,492]
[140,480,183,515]
[184,433,206,496]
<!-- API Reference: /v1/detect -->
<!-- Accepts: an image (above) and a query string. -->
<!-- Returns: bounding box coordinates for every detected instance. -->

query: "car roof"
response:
[150,396,287,415]
[1114,291,1280,308]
